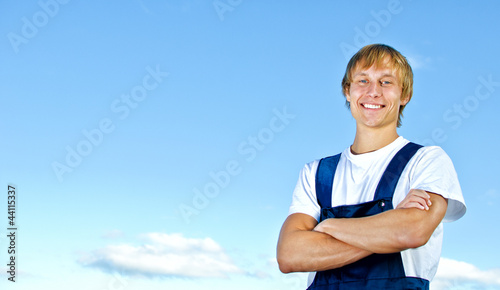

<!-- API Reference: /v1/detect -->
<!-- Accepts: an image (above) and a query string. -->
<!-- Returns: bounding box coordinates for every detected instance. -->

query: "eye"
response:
[381,80,392,86]
[359,79,368,84]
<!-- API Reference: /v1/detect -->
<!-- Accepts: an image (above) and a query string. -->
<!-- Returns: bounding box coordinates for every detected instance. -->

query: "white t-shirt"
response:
[288,136,466,285]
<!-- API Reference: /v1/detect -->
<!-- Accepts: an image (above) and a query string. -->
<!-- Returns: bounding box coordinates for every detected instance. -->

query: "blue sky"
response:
[1,1,500,289]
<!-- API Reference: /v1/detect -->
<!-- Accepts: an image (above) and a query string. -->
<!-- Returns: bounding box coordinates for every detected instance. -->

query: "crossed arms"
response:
[276,189,448,273]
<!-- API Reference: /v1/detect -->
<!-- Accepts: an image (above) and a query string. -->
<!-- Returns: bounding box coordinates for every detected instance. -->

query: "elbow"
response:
[277,251,294,274]
[278,260,293,274]
[401,235,428,249]
[395,210,438,250]
[398,227,432,249]
[277,246,303,273]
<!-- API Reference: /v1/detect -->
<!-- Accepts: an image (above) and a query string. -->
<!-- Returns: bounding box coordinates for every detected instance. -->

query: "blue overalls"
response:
[307,142,429,290]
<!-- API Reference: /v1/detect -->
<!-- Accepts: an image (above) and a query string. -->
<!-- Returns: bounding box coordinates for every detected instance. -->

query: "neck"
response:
[351,125,400,155]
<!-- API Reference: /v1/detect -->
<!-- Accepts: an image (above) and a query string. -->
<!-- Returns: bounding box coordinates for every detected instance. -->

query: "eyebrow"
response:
[353,72,396,78]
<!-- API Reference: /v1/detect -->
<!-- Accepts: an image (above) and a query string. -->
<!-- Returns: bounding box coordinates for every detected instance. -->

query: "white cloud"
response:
[79,233,243,278]
[432,257,500,289]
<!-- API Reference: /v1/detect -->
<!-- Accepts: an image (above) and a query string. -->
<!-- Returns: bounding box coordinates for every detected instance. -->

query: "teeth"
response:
[363,104,382,109]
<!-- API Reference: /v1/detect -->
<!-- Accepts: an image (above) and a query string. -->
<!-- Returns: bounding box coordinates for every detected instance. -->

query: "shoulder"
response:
[305,152,346,177]
[300,159,320,180]
[411,145,455,169]
[407,144,457,183]
[288,154,343,220]
[416,145,449,156]
[407,144,466,222]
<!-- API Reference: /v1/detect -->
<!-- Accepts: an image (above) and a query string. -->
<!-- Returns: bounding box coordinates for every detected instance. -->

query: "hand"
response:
[396,189,432,210]
[313,219,330,234]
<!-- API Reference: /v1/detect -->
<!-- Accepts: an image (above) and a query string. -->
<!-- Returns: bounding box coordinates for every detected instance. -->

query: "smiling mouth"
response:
[362,103,385,109]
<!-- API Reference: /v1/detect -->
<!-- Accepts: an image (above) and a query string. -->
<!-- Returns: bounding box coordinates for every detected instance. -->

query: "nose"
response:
[367,81,382,98]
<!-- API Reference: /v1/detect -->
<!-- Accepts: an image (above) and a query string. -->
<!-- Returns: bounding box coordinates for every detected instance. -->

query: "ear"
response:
[345,87,351,103]
[400,94,410,106]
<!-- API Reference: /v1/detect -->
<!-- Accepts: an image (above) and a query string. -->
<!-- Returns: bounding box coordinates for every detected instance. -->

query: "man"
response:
[277,44,466,289]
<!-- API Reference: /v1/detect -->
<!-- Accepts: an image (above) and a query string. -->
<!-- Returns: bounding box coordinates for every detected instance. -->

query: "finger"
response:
[409,189,431,200]
[410,201,426,210]
[408,195,429,207]
[399,201,426,210]
[409,190,432,208]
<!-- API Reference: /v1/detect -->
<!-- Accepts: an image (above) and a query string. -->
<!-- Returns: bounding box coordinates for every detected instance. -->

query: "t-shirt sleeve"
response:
[288,160,322,221]
[410,146,466,222]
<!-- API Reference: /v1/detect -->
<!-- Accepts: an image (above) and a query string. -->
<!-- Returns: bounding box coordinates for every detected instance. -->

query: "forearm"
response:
[316,209,424,253]
[277,213,372,273]
[315,194,447,253]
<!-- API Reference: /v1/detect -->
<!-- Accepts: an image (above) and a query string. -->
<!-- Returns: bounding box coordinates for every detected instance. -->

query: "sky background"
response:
[1,1,500,289]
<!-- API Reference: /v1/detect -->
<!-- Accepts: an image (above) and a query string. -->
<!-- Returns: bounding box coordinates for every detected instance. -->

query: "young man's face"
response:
[345,59,408,130]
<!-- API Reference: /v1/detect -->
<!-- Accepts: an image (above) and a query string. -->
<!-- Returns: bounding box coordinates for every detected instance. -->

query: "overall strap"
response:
[373,142,423,201]
[315,154,341,208]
